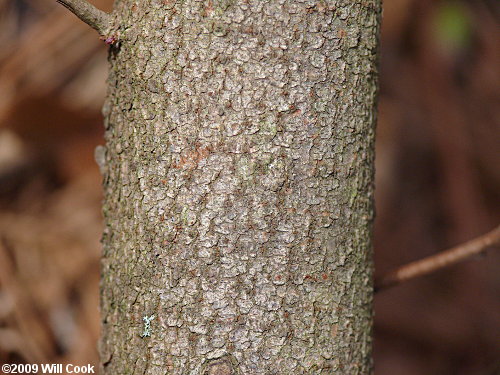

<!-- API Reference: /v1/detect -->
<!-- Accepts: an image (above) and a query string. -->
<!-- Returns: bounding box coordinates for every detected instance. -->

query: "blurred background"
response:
[0,0,498,373]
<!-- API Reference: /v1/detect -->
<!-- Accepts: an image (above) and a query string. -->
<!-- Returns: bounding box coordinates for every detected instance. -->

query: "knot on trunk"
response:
[202,355,238,375]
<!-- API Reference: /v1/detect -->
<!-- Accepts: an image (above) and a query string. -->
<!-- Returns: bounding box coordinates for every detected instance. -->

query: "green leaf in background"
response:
[433,1,472,55]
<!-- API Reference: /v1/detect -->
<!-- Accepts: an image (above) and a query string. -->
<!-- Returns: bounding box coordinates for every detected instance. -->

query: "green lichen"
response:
[214,0,236,13]
[181,206,189,225]
[140,314,155,338]
[236,156,255,181]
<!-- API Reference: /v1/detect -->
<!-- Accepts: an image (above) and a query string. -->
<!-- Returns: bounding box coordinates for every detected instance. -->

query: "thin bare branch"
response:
[375,225,500,292]
[56,0,110,35]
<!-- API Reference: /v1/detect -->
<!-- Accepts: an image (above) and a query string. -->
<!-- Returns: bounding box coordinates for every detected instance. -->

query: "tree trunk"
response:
[99,1,380,374]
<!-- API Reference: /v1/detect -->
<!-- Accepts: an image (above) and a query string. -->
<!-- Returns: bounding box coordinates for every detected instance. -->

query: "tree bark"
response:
[99,1,381,374]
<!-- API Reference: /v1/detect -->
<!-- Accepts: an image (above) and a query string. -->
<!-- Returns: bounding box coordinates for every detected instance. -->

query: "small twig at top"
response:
[56,0,111,36]
[375,224,500,292]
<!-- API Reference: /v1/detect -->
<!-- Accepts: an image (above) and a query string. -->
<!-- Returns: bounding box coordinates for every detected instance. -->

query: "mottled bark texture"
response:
[100,1,380,374]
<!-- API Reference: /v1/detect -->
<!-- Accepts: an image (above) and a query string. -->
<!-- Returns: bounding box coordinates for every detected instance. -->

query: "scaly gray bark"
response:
[98,1,380,374]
